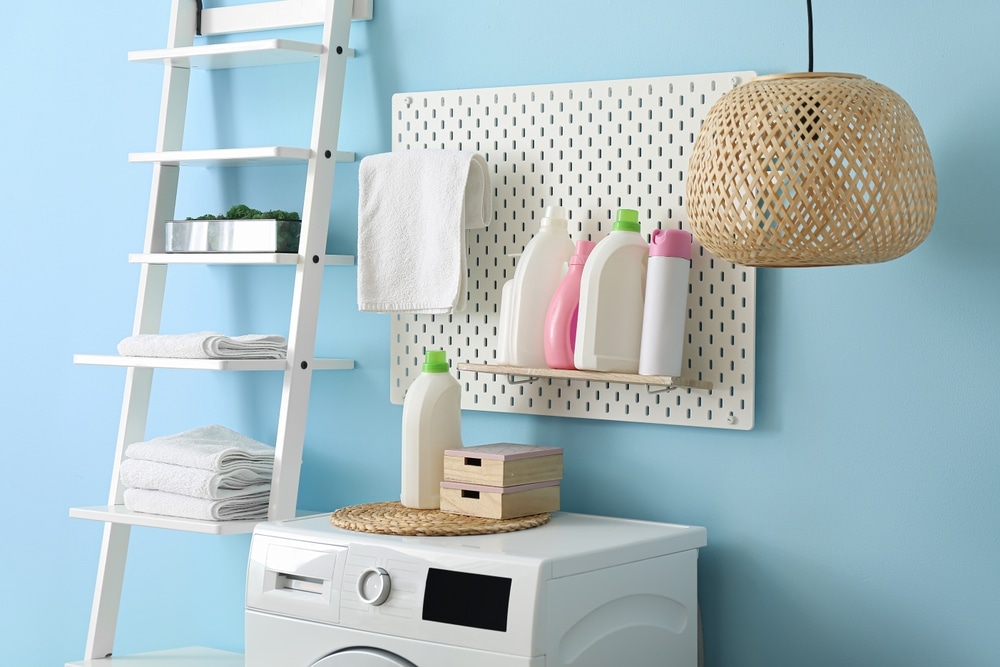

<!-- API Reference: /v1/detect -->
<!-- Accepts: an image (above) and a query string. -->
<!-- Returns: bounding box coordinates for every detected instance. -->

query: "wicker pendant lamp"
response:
[686,6,937,267]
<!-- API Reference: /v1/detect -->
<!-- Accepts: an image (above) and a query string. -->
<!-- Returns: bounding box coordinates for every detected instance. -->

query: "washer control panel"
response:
[337,543,538,656]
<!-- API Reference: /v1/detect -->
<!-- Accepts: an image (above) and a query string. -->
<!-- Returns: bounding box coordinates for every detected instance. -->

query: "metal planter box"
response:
[165,219,301,253]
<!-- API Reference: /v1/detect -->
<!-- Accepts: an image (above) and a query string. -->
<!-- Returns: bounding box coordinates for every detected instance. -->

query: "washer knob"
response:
[356,566,391,606]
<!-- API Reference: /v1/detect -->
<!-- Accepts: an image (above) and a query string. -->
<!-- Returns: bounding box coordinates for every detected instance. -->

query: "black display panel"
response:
[421,567,512,632]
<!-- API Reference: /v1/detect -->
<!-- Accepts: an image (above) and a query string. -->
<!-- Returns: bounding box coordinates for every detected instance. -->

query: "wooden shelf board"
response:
[73,355,354,372]
[129,252,355,266]
[456,362,713,391]
[129,38,324,70]
[69,506,260,535]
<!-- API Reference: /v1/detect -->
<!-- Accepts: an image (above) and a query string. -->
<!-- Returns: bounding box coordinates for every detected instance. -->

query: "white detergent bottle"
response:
[574,208,649,373]
[507,205,575,367]
[400,349,463,509]
[638,228,692,377]
[495,278,515,363]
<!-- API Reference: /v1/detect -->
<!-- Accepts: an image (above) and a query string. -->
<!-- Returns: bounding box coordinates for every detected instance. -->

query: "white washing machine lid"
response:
[256,511,707,578]
[313,647,416,666]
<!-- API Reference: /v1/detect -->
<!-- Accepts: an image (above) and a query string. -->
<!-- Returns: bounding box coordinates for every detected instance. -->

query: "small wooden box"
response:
[439,480,560,520]
[443,443,563,488]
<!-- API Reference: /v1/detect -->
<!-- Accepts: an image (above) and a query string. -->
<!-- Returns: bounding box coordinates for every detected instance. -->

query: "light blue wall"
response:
[2,1,998,665]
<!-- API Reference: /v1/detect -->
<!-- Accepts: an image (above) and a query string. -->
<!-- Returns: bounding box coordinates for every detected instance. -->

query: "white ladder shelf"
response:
[68,1,372,664]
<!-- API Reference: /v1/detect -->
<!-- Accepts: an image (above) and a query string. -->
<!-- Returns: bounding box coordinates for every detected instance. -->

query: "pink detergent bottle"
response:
[543,240,596,369]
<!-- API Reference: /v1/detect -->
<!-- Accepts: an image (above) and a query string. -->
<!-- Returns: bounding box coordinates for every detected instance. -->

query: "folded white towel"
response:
[116,332,287,359]
[120,458,271,499]
[124,487,270,521]
[125,425,274,473]
[357,150,492,314]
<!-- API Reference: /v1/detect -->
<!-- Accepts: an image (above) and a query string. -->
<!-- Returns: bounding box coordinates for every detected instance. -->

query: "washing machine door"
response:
[313,647,417,667]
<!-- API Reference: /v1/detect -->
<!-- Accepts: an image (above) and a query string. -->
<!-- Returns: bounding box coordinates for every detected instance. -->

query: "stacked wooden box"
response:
[439,443,563,520]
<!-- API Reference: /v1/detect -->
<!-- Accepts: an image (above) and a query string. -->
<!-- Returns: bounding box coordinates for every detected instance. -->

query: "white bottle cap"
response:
[540,205,568,229]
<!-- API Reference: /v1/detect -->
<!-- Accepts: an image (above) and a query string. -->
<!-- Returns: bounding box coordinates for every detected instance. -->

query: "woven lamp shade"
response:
[687,73,937,267]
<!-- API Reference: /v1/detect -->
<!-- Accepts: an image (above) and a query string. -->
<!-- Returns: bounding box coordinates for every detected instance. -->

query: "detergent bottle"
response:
[638,228,692,377]
[543,239,596,369]
[505,206,575,367]
[574,208,649,373]
[400,350,462,509]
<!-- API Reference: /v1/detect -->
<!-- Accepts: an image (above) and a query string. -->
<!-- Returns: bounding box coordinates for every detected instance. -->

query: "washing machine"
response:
[245,511,706,666]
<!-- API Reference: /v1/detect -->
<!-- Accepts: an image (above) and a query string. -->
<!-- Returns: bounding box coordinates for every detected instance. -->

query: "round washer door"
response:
[312,647,417,667]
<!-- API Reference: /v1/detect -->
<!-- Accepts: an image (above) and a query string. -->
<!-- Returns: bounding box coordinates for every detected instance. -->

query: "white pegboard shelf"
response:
[456,363,713,392]
[389,71,757,430]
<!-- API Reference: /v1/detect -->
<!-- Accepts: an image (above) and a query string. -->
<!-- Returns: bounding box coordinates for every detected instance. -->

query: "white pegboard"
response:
[387,71,757,430]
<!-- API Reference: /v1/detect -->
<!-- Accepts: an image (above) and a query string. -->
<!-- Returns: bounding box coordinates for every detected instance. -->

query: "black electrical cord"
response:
[196,0,204,36]
[804,0,812,72]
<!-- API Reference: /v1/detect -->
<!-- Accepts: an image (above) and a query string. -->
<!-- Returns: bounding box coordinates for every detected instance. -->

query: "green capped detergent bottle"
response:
[400,350,463,509]
[573,209,649,372]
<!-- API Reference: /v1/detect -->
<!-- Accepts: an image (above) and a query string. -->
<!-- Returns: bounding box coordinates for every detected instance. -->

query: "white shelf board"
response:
[69,506,260,535]
[66,646,243,667]
[73,355,354,371]
[312,358,355,371]
[129,38,324,70]
[129,252,355,266]
[129,146,311,167]
[457,363,714,391]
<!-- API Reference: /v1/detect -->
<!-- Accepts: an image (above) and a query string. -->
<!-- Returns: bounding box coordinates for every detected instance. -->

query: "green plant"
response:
[186,204,301,221]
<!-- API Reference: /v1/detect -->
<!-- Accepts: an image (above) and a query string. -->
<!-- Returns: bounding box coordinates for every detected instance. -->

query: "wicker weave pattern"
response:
[330,501,550,536]
[687,73,937,267]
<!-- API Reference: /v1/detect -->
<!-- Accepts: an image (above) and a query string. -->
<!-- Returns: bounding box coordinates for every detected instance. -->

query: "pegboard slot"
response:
[389,71,757,430]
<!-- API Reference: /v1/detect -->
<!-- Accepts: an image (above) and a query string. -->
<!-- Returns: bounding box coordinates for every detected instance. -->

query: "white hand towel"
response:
[116,332,287,359]
[357,150,492,314]
[120,458,271,499]
[124,425,274,473]
[123,487,270,522]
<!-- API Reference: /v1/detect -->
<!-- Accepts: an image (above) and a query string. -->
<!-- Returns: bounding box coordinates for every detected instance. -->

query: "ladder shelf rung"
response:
[128,147,354,167]
[129,146,309,167]
[129,38,324,70]
[69,505,262,535]
[73,355,355,371]
[128,252,355,266]
[65,646,244,667]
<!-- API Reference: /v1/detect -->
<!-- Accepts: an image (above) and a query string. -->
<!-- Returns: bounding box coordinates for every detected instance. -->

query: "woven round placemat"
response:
[330,501,550,536]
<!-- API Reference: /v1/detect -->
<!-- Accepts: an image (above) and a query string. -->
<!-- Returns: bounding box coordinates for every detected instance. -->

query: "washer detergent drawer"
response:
[246,535,347,625]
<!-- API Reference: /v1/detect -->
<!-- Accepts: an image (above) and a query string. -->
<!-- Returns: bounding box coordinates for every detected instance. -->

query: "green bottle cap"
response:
[612,208,641,233]
[422,349,450,373]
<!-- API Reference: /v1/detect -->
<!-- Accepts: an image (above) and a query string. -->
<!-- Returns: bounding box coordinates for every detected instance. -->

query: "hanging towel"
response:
[119,458,271,500]
[116,332,287,359]
[123,487,270,522]
[124,424,274,473]
[357,150,492,314]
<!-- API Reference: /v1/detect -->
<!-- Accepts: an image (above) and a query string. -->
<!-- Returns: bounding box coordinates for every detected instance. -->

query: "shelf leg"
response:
[84,523,131,660]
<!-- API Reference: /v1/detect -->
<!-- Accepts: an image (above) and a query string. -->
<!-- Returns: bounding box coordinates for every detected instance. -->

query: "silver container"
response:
[165,219,301,253]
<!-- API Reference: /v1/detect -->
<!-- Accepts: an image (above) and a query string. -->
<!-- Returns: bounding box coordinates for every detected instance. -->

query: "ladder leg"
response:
[269,0,355,520]
[84,523,131,660]
[79,0,189,644]
[84,361,158,657]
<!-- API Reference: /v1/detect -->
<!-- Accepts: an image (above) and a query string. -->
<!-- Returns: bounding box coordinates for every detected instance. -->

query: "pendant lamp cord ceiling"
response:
[807,0,814,72]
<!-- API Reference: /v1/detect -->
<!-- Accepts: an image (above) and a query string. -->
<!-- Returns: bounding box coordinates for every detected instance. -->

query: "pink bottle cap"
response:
[569,239,597,265]
[649,228,691,259]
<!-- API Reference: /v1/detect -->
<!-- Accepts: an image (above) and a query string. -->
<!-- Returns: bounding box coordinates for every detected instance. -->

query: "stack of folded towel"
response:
[117,332,287,359]
[121,424,275,522]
